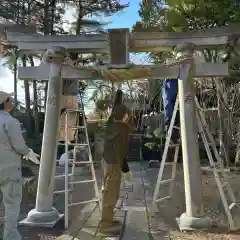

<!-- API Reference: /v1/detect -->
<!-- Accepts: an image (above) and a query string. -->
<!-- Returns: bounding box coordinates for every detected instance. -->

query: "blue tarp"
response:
[162,78,179,126]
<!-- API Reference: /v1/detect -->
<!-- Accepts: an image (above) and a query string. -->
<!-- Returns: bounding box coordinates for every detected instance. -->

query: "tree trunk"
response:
[111,82,115,101]
[44,82,48,109]
[29,56,40,136]
[21,55,32,136]
[33,81,39,135]
[42,0,56,109]
[13,60,18,112]
[215,78,229,166]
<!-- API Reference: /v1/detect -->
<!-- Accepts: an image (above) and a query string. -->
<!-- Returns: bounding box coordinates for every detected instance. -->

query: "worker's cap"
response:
[0,91,14,104]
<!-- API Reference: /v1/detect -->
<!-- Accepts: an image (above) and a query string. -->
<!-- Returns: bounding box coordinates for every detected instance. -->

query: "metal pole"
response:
[175,43,212,230]
[19,46,66,227]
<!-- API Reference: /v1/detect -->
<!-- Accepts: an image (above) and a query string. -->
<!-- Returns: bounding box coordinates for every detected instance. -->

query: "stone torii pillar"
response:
[20,46,67,227]
[175,43,212,230]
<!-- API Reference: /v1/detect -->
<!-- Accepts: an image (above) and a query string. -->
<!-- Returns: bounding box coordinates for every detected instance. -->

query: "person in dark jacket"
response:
[162,78,180,142]
[98,90,134,237]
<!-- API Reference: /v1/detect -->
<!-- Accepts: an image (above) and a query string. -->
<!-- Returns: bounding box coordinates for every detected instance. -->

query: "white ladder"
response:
[54,107,101,229]
[152,97,238,230]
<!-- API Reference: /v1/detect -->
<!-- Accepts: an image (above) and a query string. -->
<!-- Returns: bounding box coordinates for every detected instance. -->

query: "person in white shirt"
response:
[0,91,39,240]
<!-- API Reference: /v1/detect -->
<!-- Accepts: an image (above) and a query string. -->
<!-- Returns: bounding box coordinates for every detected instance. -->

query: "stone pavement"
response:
[56,162,153,240]
[121,161,182,240]
[121,162,151,240]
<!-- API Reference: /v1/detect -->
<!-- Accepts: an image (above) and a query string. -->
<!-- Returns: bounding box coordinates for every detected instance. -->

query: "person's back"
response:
[99,90,134,237]
[104,103,134,161]
[0,111,23,172]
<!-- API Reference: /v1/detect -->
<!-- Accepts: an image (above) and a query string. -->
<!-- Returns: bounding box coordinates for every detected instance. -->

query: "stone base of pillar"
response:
[176,213,212,231]
[18,207,64,228]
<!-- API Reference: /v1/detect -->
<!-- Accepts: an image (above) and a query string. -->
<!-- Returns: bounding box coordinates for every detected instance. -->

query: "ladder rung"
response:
[65,159,74,162]
[56,161,91,166]
[65,109,84,113]
[69,179,95,184]
[156,196,170,203]
[55,174,72,179]
[221,182,229,188]
[229,203,237,210]
[54,189,71,194]
[70,143,88,147]
[68,198,99,207]
[66,160,91,164]
[60,126,85,129]
[74,161,91,165]
[58,143,88,146]
[201,167,228,173]
[160,179,173,185]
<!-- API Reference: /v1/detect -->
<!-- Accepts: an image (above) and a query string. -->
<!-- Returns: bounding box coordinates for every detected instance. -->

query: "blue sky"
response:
[108,0,141,29]
[0,0,141,103]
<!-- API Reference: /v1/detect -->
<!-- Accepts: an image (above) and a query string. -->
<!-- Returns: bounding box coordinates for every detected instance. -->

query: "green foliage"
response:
[136,0,240,84]
[1,49,19,73]
[144,142,157,150]
[137,0,240,53]
[139,0,240,32]
[144,127,164,150]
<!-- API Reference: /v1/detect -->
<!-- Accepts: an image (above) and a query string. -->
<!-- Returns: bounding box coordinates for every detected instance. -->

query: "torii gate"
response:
[3,25,239,230]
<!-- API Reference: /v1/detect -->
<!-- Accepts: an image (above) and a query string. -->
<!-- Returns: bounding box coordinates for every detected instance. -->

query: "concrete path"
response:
[121,162,151,240]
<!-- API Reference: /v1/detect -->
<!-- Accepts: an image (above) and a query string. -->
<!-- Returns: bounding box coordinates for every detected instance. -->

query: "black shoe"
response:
[148,160,160,168]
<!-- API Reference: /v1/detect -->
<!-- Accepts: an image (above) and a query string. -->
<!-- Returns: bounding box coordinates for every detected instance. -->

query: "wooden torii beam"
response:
[5,23,240,53]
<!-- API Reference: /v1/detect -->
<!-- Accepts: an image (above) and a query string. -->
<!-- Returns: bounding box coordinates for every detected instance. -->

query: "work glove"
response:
[123,171,132,182]
[23,148,40,165]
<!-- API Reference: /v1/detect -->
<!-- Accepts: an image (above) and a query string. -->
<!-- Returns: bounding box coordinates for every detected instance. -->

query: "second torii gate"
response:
[3,26,235,230]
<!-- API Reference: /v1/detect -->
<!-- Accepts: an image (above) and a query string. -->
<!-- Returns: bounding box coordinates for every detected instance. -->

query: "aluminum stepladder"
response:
[152,96,238,230]
[54,103,101,229]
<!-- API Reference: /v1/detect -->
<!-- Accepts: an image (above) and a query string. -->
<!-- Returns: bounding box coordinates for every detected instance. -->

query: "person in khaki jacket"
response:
[0,91,39,240]
[98,90,134,237]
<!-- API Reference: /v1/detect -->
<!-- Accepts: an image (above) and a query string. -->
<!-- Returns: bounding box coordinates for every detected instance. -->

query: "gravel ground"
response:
[141,162,240,240]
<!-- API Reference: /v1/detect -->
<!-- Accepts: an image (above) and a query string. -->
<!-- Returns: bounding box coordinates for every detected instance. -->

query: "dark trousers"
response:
[121,158,129,173]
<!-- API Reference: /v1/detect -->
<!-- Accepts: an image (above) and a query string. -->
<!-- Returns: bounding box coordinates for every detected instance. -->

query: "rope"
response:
[61,56,192,82]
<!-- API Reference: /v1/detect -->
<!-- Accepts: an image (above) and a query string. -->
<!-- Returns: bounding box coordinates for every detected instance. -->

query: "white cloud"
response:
[0,66,10,78]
